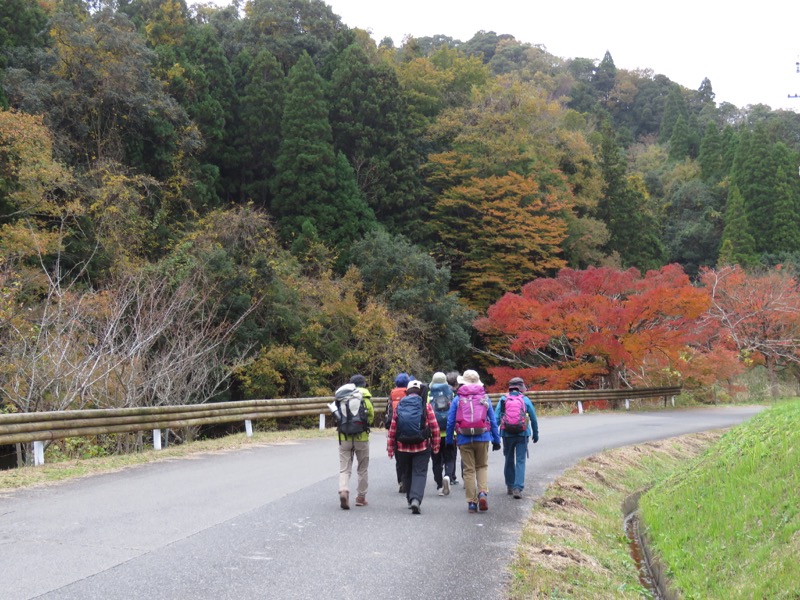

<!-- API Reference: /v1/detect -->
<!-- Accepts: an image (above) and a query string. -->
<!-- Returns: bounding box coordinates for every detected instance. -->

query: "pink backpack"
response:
[455,390,489,436]
[501,394,527,434]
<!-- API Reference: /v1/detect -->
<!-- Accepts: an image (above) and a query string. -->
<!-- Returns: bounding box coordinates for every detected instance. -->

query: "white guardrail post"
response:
[245,419,253,437]
[625,398,630,410]
[153,429,162,450]
[34,441,45,466]
[576,401,583,414]
[319,413,325,430]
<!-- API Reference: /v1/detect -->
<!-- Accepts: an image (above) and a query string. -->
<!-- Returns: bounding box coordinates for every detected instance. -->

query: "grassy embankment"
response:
[640,399,800,599]
[506,401,799,599]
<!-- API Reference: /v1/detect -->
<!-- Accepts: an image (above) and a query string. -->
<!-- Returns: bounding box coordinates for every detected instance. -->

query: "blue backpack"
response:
[429,383,453,431]
[395,394,430,444]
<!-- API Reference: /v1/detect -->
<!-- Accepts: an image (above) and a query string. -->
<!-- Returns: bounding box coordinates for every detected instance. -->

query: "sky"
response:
[232,0,800,112]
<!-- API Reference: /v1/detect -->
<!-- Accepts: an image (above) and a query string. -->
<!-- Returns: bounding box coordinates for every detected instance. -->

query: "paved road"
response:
[0,406,762,600]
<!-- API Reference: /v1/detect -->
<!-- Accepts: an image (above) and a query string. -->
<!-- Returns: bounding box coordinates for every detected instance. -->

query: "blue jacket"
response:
[495,392,539,442]
[445,388,501,446]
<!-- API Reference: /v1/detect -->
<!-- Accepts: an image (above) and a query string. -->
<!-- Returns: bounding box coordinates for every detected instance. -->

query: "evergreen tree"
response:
[718,185,758,266]
[597,124,665,270]
[771,166,800,254]
[733,125,777,252]
[271,51,376,253]
[698,121,724,181]
[659,85,689,143]
[326,43,422,230]
[0,0,49,108]
[720,125,738,175]
[769,144,800,254]
[242,0,343,70]
[696,77,715,106]
[663,180,724,276]
[626,73,674,139]
[183,24,237,199]
[591,50,617,102]
[236,49,285,206]
[668,115,691,161]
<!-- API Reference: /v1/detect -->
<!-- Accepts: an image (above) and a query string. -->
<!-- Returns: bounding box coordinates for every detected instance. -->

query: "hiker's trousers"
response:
[431,441,457,488]
[502,435,529,491]
[396,448,431,504]
[338,439,369,497]
[459,441,489,503]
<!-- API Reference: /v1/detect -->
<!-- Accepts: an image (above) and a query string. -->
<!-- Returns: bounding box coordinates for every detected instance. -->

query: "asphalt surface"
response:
[0,405,762,600]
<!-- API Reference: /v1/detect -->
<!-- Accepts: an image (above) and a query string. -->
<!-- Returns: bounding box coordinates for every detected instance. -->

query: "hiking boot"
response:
[410,499,421,514]
[442,476,450,496]
[355,496,368,506]
[339,490,350,510]
[507,486,513,495]
[512,488,522,499]
[398,482,405,493]
[468,502,478,513]
[478,492,489,511]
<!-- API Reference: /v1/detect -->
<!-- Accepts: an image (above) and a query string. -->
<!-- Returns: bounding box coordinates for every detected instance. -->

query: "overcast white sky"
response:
[323,0,800,111]
[208,0,800,110]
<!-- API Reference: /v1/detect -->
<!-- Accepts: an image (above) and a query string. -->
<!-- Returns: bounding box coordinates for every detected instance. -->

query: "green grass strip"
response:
[506,432,722,598]
[639,400,800,599]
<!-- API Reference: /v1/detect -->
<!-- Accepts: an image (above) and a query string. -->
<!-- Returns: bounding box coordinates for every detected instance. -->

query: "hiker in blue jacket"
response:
[445,369,501,513]
[428,371,456,496]
[495,377,539,499]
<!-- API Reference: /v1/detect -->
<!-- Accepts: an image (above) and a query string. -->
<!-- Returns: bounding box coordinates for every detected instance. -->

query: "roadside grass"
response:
[0,427,335,491]
[639,399,800,599]
[506,431,723,599]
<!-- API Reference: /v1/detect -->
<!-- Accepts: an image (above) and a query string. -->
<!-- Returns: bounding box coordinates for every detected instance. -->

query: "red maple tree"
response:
[699,265,800,397]
[476,264,714,390]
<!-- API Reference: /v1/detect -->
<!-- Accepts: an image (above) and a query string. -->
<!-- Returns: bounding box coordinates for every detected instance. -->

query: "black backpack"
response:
[395,394,430,444]
[334,384,369,439]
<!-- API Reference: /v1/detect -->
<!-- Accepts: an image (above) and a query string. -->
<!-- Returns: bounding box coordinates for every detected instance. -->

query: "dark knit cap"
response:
[349,374,367,387]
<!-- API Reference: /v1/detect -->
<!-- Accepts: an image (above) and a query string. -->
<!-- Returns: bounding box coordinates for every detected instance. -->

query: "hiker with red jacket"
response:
[387,380,440,514]
[445,369,501,513]
[495,376,539,499]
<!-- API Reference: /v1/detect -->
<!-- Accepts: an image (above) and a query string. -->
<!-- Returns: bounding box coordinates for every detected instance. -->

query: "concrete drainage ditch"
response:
[623,490,680,600]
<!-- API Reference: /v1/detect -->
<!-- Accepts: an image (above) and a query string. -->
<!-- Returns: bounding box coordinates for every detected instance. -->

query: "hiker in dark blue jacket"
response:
[495,377,539,499]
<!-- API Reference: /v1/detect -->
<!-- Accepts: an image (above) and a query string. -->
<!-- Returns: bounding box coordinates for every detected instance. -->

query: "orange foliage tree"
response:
[700,265,800,397]
[433,172,568,309]
[475,264,714,390]
[424,77,604,310]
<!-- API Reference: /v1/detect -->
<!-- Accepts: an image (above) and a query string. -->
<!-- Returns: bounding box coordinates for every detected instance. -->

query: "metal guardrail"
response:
[0,386,681,447]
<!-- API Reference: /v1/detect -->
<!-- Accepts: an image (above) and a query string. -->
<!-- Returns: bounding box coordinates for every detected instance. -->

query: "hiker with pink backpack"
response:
[495,377,539,499]
[444,369,501,513]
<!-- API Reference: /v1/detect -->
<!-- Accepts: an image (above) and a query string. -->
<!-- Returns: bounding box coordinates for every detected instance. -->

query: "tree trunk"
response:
[766,356,779,399]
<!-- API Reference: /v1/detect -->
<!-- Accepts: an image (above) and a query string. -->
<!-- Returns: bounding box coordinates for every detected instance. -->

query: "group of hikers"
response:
[332,369,539,515]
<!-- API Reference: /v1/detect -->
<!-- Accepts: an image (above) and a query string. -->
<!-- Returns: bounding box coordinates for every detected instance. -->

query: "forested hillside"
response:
[2,0,800,414]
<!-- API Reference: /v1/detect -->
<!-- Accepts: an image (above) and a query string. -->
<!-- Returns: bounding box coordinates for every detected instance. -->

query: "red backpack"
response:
[455,392,489,435]
[385,386,407,428]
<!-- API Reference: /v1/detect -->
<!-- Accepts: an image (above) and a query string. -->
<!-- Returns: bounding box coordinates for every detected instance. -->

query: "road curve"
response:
[0,405,762,600]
